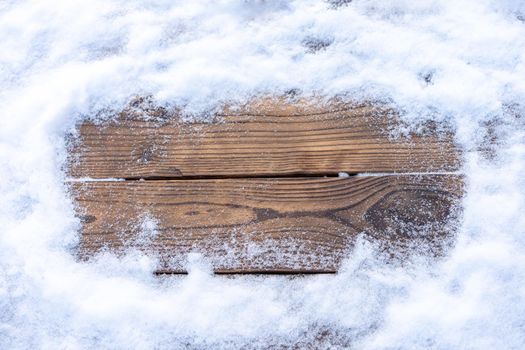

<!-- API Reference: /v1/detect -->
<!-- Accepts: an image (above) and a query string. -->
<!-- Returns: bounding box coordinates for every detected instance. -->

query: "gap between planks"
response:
[154,269,338,276]
[66,171,462,183]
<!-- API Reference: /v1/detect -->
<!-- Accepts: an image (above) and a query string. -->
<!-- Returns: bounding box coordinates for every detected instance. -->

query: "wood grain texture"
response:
[71,175,463,273]
[68,99,461,179]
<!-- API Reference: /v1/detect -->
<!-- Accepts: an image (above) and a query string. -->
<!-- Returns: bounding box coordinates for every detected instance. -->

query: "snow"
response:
[1,0,525,348]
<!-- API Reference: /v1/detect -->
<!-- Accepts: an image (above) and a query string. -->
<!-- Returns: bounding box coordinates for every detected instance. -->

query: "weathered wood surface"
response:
[72,175,462,273]
[68,100,460,179]
[69,98,464,273]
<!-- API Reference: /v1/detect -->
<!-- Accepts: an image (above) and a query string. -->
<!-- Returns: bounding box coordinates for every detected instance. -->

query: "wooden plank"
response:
[68,99,460,179]
[71,175,463,273]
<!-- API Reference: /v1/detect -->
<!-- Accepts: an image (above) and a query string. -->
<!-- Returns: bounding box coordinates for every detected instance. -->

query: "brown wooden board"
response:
[68,100,460,179]
[71,174,463,273]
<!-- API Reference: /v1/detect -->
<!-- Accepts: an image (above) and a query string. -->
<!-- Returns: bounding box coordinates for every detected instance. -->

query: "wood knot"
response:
[364,189,455,238]
[133,142,157,164]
